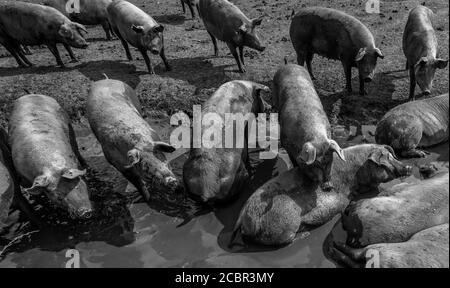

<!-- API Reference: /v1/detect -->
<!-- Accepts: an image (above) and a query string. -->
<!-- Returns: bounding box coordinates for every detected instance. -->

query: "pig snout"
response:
[395,162,413,177]
[75,207,93,219]
[423,90,431,96]
[364,77,372,83]
[150,48,160,55]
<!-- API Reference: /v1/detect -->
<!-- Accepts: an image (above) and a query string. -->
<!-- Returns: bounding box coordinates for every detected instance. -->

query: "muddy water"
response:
[0,119,448,268]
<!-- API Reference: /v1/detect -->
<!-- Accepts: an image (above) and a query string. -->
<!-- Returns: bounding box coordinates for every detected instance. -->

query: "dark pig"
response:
[0,1,88,67]
[198,0,265,73]
[403,6,448,100]
[230,144,412,246]
[8,95,93,220]
[331,223,449,268]
[87,79,179,202]
[43,0,114,40]
[290,7,384,95]
[183,80,270,205]
[273,64,345,190]
[375,93,449,158]
[107,0,171,74]
[180,0,199,19]
[341,171,449,248]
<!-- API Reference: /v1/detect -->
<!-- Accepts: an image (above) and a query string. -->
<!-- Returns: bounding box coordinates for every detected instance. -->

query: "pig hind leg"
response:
[122,169,151,203]
[114,29,133,61]
[101,21,113,41]
[180,0,186,14]
[227,42,245,73]
[0,41,29,67]
[208,32,219,56]
[306,51,315,79]
[187,2,196,18]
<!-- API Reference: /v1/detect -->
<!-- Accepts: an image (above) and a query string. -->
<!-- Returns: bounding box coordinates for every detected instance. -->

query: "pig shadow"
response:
[77,60,143,89]
[0,64,80,78]
[154,14,186,25]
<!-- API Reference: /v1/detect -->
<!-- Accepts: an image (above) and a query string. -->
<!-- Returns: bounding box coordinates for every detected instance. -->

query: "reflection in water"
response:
[0,121,448,268]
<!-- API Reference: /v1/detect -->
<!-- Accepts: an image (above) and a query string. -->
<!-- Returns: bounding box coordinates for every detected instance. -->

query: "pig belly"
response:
[311,35,339,60]
[203,20,225,41]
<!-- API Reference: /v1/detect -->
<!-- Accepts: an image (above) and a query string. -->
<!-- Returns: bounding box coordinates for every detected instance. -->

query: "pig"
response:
[107,0,171,74]
[180,0,199,19]
[290,7,384,95]
[43,0,114,40]
[272,64,345,191]
[0,128,16,228]
[331,223,449,268]
[341,171,449,248]
[375,93,449,158]
[183,80,271,205]
[403,6,449,100]
[87,79,179,202]
[8,95,93,220]
[198,0,265,73]
[230,144,412,247]
[0,1,88,67]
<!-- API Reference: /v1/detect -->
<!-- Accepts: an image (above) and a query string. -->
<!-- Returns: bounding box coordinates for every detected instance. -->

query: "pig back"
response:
[0,2,68,45]
[8,95,77,182]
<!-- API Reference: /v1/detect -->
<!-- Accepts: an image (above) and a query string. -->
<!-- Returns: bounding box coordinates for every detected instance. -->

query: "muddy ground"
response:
[0,0,449,267]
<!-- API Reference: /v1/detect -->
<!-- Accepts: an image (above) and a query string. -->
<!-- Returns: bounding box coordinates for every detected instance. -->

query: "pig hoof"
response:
[238,68,246,73]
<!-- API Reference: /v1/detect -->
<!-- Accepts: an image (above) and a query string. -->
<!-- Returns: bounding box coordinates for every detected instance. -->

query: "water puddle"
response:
[0,119,448,267]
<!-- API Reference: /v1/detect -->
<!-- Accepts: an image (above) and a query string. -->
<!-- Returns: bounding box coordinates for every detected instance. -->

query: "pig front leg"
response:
[227,42,245,73]
[139,48,155,74]
[159,47,172,72]
[239,46,245,66]
[122,169,151,203]
[187,2,196,18]
[62,44,78,63]
[408,66,416,100]
[358,73,367,96]
[180,0,186,14]
[208,32,219,56]
[46,44,65,67]
[342,61,353,94]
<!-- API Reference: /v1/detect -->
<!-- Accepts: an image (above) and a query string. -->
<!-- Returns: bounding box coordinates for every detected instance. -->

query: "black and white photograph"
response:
[0,0,448,271]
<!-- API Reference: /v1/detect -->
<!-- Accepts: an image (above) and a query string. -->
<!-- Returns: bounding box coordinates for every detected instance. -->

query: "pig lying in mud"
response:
[198,0,265,73]
[272,64,345,190]
[183,80,270,205]
[107,0,171,74]
[8,95,93,220]
[0,1,88,67]
[290,7,384,95]
[330,223,449,268]
[403,6,449,100]
[87,79,179,203]
[43,0,114,40]
[375,93,449,158]
[340,171,449,248]
[180,0,199,19]
[230,144,412,247]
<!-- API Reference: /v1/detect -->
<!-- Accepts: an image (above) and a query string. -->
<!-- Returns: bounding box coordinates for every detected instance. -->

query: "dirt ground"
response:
[1,0,448,129]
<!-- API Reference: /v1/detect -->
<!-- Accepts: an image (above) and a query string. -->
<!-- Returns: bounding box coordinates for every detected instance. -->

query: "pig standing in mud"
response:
[403,6,448,100]
[230,144,412,247]
[339,171,449,248]
[8,95,93,220]
[375,93,449,158]
[0,1,88,67]
[183,80,270,205]
[107,0,171,74]
[290,7,384,95]
[43,0,114,40]
[272,64,345,190]
[198,0,265,73]
[180,0,199,19]
[331,223,449,268]
[87,79,179,203]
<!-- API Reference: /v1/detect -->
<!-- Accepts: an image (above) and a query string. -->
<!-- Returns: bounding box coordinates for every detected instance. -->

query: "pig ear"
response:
[23,175,51,195]
[153,141,176,153]
[368,150,390,167]
[251,17,263,27]
[329,140,346,161]
[434,59,449,69]
[74,23,88,34]
[383,145,399,160]
[374,48,384,59]
[131,25,145,34]
[355,48,366,62]
[153,25,164,33]
[125,149,141,169]
[62,169,86,179]
[299,142,316,165]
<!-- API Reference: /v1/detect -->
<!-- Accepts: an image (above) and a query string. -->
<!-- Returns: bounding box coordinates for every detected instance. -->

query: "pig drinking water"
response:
[107,0,171,74]
[198,0,265,73]
[375,93,449,158]
[290,7,384,95]
[272,64,345,190]
[0,1,88,67]
[87,79,179,203]
[340,171,449,248]
[403,6,448,100]
[44,0,114,40]
[183,80,270,205]
[230,144,412,246]
[8,95,93,220]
